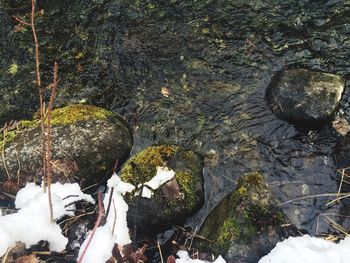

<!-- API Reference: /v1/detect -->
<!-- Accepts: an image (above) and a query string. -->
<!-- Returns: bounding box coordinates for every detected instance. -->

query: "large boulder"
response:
[193,172,298,263]
[0,104,133,194]
[267,69,345,126]
[120,145,204,234]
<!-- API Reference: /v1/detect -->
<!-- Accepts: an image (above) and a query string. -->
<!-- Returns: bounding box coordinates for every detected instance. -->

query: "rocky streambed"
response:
[1,0,350,262]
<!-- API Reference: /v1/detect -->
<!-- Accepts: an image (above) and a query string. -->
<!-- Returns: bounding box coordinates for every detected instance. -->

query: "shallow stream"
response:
[1,0,350,237]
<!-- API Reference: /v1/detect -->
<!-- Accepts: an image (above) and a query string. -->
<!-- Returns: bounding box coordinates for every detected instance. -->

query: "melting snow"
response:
[259,235,350,263]
[0,182,94,257]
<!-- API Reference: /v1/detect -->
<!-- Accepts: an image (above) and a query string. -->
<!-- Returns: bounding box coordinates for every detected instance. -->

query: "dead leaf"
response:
[2,179,21,195]
[332,117,350,135]
[167,255,176,263]
[122,244,148,263]
[14,254,38,263]
[161,177,181,200]
[161,87,170,97]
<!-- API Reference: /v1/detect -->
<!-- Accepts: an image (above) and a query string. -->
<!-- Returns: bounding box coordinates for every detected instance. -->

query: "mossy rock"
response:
[193,172,298,263]
[120,145,204,234]
[266,69,345,127]
[0,104,133,194]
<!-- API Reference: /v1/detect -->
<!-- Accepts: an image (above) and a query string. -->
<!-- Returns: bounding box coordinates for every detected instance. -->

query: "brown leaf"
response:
[122,244,148,263]
[2,179,21,195]
[167,255,176,263]
[162,177,181,200]
[161,87,171,97]
[14,254,38,263]
[332,117,350,136]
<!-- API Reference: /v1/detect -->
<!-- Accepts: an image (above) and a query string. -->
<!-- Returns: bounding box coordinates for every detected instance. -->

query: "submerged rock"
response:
[0,104,133,194]
[193,172,298,263]
[120,145,204,234]
[267,69,345,126]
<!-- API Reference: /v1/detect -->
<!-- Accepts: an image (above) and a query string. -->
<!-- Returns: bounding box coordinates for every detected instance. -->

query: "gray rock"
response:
[0,104,133,194]
[267,69,345,126]
[193,172,298,263]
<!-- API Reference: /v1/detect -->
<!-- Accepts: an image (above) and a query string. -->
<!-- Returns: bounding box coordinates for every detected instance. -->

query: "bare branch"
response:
[12,15,31,26]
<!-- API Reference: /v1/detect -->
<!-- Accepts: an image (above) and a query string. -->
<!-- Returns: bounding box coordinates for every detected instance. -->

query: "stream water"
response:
[1,0,350,238]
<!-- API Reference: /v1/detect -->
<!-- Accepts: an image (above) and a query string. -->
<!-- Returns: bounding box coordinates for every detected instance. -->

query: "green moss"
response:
[49,104,112,126]
[237,186,247,196]
[120,145,180,185]
[0,130,17,149]
[0,104,113,149]
[7,63,18,75]
[121,145,202,212]
[175,170,196,209]
[216,218,240,251]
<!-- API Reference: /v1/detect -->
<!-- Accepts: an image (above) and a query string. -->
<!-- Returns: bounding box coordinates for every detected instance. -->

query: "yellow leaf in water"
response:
[75,52,85,59]
[202,28,210,34]
[8,63,18,75]
[161,86,170,97]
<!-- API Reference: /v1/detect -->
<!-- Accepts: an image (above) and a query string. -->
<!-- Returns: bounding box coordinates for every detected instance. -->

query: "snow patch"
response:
[0,182,94,257]
[176,251,226,263]
[144,166,175,190]
[259,235,350,263]
[78,173,135,262]
[77,225,115,263]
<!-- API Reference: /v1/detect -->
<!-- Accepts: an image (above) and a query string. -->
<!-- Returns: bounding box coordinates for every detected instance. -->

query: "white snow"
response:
[259,235,350,263]
[103,174,135,246]
[78,173,135,263]
[77,225,115,263]
[140,186,153,198]
[0,182,94,257]
[78,167,176,262]
[144,166,175,190]
[176,251,226,263]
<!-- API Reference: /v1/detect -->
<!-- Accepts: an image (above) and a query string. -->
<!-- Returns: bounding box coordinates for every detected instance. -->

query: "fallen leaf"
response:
[167,255,176,263]
[332,117,350,135]
[161,177,181,200]
[15,254,38,263]
[161,87,170,97]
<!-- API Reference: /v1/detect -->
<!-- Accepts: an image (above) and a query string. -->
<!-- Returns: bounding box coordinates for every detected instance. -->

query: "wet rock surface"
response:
[193,172,298,263]
[267,69,345,127]
[120,145,204,234]
[0,104,133,194]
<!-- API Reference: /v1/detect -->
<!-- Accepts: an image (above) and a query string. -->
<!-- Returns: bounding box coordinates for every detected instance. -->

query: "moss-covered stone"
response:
[120,145,204,234]
[0,104,115,150]
[121,145,180,184]
[0,104,133,194]
[193,172,298,263]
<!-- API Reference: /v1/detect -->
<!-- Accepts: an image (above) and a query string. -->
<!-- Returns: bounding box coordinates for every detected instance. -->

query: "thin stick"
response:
[12,15,31,26]
[77,192,105,263]
[188,225,198,250]
[279,193,350,206]
[46,62,58,223]
[31,0,41,88]
[111,199,117,236]
[157,240,164,263]
[1,128,11,179]
[326,193,350,206]
[30,0,47,192]
[337,169,345,201]
[1,243,14,263]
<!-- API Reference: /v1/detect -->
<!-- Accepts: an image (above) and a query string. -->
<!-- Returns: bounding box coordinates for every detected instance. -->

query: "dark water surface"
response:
[1,0,350,236]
